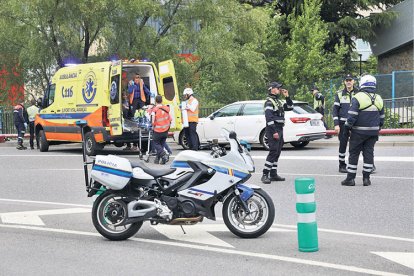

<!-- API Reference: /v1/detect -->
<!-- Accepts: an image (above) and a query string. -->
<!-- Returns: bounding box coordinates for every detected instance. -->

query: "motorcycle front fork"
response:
[234,189,250,214]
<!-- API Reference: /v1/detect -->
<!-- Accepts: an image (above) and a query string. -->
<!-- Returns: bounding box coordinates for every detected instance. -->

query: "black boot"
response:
[363,178,371,186]
[154,157,160,164]
[269,174,285,181]
[339,164,347,173]
[160,154,168,165]
[261,174,271,184]
[341,178,355,186]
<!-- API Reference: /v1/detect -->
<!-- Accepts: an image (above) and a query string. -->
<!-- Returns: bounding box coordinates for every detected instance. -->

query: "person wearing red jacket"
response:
[151,95,172,164]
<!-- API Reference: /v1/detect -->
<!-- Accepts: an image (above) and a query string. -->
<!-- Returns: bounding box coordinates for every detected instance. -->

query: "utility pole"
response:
[359,54,362,76]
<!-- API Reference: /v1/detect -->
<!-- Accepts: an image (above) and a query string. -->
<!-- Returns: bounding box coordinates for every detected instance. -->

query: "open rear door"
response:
[108,60,123,136]
[158,60,182,131]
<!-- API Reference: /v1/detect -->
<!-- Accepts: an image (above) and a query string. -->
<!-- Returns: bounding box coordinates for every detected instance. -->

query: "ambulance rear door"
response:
[158,60,182,131]
[108,60,123,136]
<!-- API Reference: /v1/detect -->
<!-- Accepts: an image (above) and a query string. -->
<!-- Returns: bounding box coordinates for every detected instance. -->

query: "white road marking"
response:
[151,224,294,248]
[0,198,412,243]
[251,172,414,180]
[151,224,234,248]
[0,198,91,208]
[272,224,414,243]
[0,224,406,276]
[252,156,414,162]
[372,252,414,269]
[0,154,413,162]
[0,208,91,225]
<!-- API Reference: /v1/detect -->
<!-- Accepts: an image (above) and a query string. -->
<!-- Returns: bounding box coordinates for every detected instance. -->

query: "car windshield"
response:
[293,103,318,114]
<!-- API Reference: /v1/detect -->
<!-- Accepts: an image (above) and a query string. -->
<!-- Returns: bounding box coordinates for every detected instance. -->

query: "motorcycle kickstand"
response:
[180,225,186,234]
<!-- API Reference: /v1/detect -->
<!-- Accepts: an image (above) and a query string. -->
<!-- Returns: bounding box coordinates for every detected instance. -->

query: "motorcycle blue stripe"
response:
[171,161,191,168]
[92,165,132,178]
[188,188,215,196]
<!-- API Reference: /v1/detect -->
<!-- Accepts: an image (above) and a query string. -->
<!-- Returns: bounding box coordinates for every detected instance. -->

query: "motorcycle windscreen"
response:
[158,60,182,131]
[108,60,123,136]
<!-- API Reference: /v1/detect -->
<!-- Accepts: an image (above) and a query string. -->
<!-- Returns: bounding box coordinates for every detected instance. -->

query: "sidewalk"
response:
[0,135,413,148]
[311,135,414,147]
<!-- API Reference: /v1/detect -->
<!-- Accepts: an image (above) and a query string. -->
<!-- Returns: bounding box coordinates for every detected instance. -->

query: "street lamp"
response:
[358,54,362,76]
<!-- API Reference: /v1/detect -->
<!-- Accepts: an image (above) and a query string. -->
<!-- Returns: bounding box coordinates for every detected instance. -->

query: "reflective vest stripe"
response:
[153,106,171,133]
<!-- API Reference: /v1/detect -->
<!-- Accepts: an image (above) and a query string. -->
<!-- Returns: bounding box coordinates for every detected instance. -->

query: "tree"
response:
[276,0,347,101]
[243,0,402,70]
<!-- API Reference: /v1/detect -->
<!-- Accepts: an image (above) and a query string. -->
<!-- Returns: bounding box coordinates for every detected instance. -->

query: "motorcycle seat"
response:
[130,161,176,178]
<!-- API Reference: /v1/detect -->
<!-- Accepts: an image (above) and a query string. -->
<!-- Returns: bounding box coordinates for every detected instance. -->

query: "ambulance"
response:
[35,59,182,155]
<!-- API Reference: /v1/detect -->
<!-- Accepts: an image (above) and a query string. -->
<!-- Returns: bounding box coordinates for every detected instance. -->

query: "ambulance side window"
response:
[44,84,56,108]
[163,77,175,101]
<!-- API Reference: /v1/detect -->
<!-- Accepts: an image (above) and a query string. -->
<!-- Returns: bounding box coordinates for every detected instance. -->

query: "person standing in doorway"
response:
[332,74,357,173]
[183,87,199,151]
[27,99,40,149]
[261,82,293,184]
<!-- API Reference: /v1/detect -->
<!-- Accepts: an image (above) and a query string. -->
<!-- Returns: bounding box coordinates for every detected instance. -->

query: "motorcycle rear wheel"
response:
[223,189,275,238]
[92,191,143,241]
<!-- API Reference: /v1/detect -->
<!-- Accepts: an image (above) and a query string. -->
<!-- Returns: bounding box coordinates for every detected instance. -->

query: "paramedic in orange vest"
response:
[151,95,171,164]
[183,88,199,150]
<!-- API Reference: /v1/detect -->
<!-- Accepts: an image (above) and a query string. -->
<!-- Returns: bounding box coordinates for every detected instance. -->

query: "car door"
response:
[234,102,265,142]
[201,103,242,142]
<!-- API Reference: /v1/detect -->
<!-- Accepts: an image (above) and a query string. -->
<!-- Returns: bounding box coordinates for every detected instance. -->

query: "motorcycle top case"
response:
[91,155,132,190]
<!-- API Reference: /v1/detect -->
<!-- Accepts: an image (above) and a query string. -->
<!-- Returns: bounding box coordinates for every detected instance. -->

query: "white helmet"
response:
[359,74,376,89]
[183,88,194,96]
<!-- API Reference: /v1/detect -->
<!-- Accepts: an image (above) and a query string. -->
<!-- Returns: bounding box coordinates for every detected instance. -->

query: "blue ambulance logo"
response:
[82,72,97,104]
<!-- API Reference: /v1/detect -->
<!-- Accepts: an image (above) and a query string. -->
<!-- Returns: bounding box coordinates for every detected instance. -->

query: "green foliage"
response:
[383,108,400,128]
[273,0,347,101]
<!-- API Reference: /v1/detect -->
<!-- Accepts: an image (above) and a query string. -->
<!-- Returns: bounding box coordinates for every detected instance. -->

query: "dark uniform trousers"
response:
[263,127,283,176]
[347,132,377,179]
[29,121,39,149]
[184,122,199,150]
[338,123,350,164]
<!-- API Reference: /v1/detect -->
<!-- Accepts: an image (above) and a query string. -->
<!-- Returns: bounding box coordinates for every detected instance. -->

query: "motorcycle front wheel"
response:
[223,189,275,238]
[92,191,143,241]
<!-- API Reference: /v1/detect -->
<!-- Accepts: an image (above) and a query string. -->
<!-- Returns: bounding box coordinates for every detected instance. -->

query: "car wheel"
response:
[178,131,190,150]
[259,130,269,151]
[179,130,199,150]
[290,141,309,148]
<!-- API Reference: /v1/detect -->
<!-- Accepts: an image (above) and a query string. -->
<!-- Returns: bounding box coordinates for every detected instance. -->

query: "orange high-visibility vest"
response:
[153,105,171,133]
[187,97,199,123]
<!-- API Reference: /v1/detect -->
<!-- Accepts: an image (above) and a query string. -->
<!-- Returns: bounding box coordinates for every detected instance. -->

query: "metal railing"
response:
[1,98,412,135]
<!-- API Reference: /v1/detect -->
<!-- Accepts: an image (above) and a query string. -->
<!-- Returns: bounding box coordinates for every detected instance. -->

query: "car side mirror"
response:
[210,114,215,120]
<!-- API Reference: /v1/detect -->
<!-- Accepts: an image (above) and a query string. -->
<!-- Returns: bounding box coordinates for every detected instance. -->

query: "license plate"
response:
[310,119,321,126]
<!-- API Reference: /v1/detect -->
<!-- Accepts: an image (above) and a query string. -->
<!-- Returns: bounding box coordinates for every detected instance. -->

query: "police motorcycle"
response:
[76,120,275,241]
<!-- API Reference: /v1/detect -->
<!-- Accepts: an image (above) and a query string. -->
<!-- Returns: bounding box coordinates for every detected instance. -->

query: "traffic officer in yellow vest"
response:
[341,74,384,186]
[261,81,293,184]
[183,88,199,151]
[332,74,357,173]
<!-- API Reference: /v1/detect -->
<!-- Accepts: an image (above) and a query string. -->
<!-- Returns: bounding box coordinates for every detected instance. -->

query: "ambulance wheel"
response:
[39,130,49,152]
[85,132,99,156]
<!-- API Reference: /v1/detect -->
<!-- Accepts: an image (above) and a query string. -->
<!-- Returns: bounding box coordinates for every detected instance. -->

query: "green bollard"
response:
[295,177,319,252]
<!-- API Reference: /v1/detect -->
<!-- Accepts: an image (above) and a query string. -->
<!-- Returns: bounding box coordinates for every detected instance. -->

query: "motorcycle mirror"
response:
[212,139,218,144]
[229,131,237,140]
